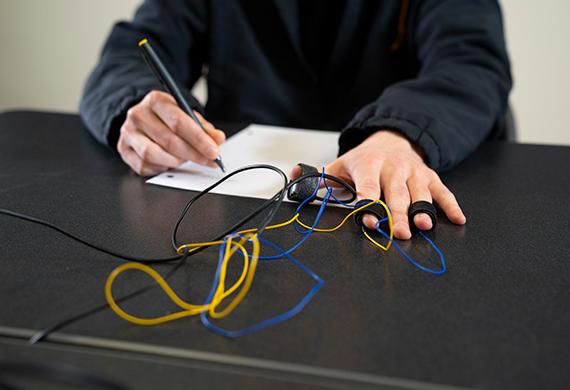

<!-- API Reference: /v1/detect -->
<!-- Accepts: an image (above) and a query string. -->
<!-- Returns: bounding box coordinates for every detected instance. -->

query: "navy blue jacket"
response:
[80,0,512,171]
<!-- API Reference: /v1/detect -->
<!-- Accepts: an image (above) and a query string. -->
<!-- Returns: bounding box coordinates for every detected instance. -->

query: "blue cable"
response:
[291,169,332,235]
[321,168,355,207]
[259,169,332,258]
[197,166,446,338]
[374,226,446,275]
[258,188,331,260]
[198,175,333,337]
[200,235,324,338]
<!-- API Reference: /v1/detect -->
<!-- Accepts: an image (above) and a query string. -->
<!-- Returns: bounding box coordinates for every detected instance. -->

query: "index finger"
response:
[148,94,220,160]
[350,164,382,230]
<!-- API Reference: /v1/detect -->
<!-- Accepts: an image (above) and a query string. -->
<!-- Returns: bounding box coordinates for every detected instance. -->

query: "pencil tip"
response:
[216,157,226,173]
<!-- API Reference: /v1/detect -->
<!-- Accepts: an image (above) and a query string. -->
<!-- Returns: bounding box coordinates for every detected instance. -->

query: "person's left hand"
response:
[290,130,466,239]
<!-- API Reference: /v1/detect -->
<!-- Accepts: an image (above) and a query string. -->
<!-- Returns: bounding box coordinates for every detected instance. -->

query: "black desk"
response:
[0,111,568,389]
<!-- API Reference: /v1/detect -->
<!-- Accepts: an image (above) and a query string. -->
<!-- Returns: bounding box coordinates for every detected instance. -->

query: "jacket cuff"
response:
[339,107,442,170]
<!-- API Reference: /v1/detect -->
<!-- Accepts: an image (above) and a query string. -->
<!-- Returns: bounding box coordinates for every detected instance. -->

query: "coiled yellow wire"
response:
[104,200,393,326]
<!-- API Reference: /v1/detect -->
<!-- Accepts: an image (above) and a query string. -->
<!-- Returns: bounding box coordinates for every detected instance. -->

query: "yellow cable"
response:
[105,237,252,325]
[209,233,260,319]
[105,198,395,327]
[238,214,299,235]
[295,200,394,250]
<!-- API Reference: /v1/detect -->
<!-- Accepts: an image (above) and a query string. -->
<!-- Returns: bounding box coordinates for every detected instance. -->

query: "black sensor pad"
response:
[287,163,319,202]
[353,199,388,229]
[408,200,437,230]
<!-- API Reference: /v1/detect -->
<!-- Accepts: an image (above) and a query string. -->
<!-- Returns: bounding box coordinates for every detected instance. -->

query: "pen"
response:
[138,38,225,173]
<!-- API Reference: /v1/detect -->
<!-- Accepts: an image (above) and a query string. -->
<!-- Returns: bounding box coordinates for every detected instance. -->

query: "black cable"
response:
[29,252,191,344]
[0,208,182,264]
[1,164,354,345]
[287,172,357,204]
[0,165,287,343]
[171,164,288,250]
[172,168,357,250]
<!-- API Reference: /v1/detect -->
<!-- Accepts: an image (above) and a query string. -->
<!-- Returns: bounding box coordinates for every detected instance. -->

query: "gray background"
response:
[0,0,568,145]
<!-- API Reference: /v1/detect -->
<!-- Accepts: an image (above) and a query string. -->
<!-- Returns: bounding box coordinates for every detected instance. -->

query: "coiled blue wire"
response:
[200,169,446,338]
[200,235,324,338]
[200,173,334,337]
[374,219,446,275]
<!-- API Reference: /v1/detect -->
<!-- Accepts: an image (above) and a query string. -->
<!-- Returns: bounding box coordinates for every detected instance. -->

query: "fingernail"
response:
[413,214,432,230]
[362,214,379,229]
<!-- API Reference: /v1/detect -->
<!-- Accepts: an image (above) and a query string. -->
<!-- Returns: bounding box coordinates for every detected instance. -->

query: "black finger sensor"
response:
[408,200,437,230]
[287,163,320,202]
[353,199,388,229]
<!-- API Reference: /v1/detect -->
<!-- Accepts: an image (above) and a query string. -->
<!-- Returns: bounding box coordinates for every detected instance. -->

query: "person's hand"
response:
[291,130,466,239]
[117,90,226,176]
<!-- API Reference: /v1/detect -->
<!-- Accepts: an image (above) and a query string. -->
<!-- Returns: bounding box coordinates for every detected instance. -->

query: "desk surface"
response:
[0,111,568,389]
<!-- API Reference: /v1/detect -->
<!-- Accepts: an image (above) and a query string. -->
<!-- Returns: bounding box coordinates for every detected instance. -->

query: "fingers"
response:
[382,172,412,240]
[430,178,467,225]
[407,174,434,231]
[126,105,217,168]
[317,130,465,240]
[119,90,227,175]
[194,111,226,145]
[117,134,170,177]
[145,91,221,160]
[288,164,302,180]
[120,123,183,169]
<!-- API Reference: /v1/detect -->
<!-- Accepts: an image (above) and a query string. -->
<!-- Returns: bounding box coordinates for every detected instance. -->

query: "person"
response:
[80,0,512,240]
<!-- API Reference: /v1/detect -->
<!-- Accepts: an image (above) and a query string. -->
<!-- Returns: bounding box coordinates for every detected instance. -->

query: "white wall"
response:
[0,0,568,145]
[501,0,570,145]
[0,0,140,113]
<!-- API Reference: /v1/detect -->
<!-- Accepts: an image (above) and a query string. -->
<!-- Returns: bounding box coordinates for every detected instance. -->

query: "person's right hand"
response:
[117,90,226,176]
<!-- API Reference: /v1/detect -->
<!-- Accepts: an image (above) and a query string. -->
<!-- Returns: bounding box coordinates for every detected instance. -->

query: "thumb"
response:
[288,164,302,180]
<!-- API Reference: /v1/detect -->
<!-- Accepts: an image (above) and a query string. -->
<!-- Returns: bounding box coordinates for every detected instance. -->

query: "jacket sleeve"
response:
[79,0,208,147]
[338,0,512,172]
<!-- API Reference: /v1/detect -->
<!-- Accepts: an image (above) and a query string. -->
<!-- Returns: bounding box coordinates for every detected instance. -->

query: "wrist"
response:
[365,129,426,161]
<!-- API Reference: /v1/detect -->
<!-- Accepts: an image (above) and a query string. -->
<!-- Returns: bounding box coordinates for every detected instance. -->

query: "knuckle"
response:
[386,156,405,168]
[168,114,183,134]
[410,173,430,187]
[146,90,162,105]
[120,123,134,138]
[391,210,408,221]
[163,133,180,153]
[126,106,141,123]
[359,184,377,193]
[392,186,409,198]
[362,154,383,166]
[426,169,440,182]
[139,144,151,161]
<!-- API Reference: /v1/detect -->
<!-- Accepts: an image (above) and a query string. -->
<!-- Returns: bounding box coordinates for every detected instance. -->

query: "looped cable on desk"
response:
[104,169,400,336]
[0,163,447,342]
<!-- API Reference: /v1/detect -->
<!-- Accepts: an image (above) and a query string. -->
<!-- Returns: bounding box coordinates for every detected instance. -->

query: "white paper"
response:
[146,124,340,200]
